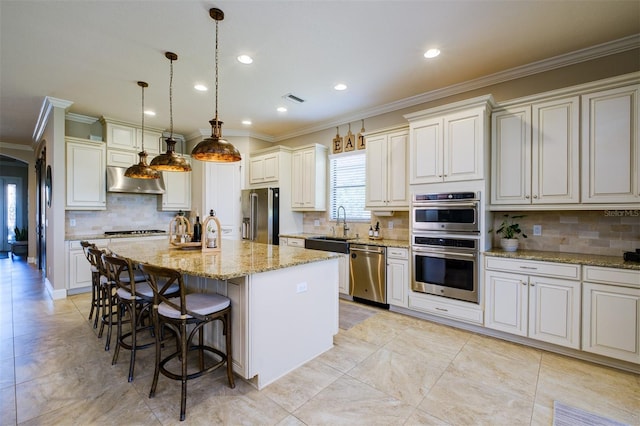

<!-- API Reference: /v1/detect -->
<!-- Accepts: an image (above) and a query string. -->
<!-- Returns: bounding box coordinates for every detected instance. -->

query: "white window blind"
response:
[329,152,371,222]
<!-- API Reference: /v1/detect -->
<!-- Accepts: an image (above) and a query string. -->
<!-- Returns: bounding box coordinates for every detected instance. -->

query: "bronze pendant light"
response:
[124,81,161,179]
[191,8,241,163]
[150,52,192,172]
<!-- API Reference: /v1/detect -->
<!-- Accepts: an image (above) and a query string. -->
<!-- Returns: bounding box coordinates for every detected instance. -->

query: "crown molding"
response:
[33,96,73,147]
[66,112,99,124]
[272,34,640,142]
[187,128,275,143]
[0,142,33,152]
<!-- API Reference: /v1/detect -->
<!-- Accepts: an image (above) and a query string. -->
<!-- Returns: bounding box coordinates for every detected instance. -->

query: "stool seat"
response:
[116,282,179,301]
[159,293,230,319]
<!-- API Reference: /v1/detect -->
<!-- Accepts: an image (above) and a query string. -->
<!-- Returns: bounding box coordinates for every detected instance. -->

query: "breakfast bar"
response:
[107,238,340,389]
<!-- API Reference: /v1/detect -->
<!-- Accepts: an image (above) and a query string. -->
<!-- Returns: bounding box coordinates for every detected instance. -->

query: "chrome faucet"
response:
[336,205,349,237]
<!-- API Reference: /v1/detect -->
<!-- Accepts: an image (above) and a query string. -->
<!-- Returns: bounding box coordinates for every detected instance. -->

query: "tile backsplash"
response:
[491,210,640,256]
[66,193,180,237]
[303,211,410,241]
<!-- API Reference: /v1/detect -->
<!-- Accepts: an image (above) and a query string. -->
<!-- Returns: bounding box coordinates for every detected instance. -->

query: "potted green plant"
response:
[11,226,28,258]
[495,215,527,252]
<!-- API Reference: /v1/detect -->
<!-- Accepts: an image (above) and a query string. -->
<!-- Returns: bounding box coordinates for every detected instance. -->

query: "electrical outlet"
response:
[296,282,308,293]
[70,219,76,227]
[388,221,394,229]
[533,225,542,236]
[314,220,320,227]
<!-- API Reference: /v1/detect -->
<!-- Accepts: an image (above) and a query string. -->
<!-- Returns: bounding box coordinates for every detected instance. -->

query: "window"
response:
[329,152,370,222]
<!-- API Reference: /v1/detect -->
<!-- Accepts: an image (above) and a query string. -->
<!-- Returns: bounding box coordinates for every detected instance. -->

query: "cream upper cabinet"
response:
[291,144,327,211]
[582,266,640,364]
[65,137,106,210]
[581,84,640,204]
[159,155,191,211]
[491,97,580,205]
[484,257,581,349]
[365,127,409,210]
[250,152,279,184]
[100,117,162,155]
[406,96,493,185]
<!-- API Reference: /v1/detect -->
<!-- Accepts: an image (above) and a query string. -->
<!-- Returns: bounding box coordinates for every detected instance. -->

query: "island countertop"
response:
[107,239,338,280]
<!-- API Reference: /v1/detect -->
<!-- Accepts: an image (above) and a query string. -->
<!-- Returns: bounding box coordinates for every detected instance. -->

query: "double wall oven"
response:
[411,192,480,304]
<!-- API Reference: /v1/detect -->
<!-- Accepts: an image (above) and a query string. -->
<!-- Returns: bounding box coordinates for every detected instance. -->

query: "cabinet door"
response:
[160,169,191,211]
[365,134,388,207]
[66,140,106,210]
[583,282,640,364]
[491,107,531,204]
[263,154,279,182]
[528,276,581,349]
[139,129,161,154]
[484,270,528,336]
[387,257,408,307]
[386,131,409,207]
[105,122,137,151]
[249,157,265,184]
[106,149,138,168]
[581,85,640,203]
[409,117,442,184]
[205,162,241,239]
[291,150,304,207]
[338,253,351,295]
[444,108,484,182]
[532,97,580,204]
[250,153,279,184]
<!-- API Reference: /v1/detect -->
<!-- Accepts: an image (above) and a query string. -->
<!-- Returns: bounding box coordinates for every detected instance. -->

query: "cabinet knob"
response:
[533,195,538,199]
[521,281,527,285]
[525,195,530,199]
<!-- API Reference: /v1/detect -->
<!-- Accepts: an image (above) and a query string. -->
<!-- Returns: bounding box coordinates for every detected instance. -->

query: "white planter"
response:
[500,238,519,252]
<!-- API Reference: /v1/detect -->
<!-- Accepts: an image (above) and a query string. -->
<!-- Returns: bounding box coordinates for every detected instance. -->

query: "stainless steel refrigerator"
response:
[241,187,279,245]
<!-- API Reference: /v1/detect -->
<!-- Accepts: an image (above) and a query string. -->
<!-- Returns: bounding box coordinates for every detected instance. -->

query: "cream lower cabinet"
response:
[484,257,581,349]
[66,137,107,210]
[491,96,580,205]
[338,253,351,295]
[365,126,409,210]
[581,84,640,204]
[66,238,110,291]
[582,266,640,364]
[387,247,408,307]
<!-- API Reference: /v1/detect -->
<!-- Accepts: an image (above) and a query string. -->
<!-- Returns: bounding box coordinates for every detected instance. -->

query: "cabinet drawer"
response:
[69,238,109,250]
[409,294,483,324]
[486,257,580,280]
[287,238,305,248]
[387,247,408,259]
[583,266,640,289]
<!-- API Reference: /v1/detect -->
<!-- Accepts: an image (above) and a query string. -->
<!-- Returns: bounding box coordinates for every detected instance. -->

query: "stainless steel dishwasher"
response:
[349,244,387,307]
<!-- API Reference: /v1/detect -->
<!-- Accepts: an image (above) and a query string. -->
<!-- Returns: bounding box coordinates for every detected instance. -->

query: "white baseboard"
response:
[45,278,67,300]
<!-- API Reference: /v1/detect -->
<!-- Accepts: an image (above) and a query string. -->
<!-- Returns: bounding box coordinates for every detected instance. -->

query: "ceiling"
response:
[1,1,639,148]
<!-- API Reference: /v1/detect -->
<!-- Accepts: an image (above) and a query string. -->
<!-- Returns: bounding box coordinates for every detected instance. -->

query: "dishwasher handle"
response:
[350,245,386,255]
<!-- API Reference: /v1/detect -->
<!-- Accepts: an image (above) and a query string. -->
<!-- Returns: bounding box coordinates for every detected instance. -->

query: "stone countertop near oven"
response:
[484,249,640,271]
[65,233,168,241]
[280,233,410,249]
[107,238,339,280]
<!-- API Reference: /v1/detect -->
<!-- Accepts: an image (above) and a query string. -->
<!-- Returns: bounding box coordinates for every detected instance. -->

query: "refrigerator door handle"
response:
[250,192,258,241]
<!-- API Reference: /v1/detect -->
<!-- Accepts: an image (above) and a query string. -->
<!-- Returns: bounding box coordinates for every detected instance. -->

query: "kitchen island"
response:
[107,238,340,389]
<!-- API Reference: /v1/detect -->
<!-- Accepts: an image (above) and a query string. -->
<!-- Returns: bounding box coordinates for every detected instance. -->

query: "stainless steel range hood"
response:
[106,166,165,194]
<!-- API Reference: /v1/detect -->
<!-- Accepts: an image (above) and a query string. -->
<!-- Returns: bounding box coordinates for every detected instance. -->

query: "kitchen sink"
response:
[304,236,351,254]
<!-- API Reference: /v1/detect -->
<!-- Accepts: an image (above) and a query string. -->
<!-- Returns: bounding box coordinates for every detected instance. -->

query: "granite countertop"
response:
[280,233,410,249]
[66,233,168,241]
[484,249,640,271]
[107,238,339,280]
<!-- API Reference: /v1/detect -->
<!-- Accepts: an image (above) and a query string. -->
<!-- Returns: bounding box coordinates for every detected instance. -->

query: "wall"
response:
[491,210,640,257]
[65,193,177,237]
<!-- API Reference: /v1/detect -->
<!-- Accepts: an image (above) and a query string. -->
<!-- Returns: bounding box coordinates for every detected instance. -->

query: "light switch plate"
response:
[314,220,320,227]
[533,225,542,236]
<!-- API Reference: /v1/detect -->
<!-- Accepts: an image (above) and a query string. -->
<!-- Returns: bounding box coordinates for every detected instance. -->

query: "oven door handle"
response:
[412,247,477,259]
[412,201,478,208]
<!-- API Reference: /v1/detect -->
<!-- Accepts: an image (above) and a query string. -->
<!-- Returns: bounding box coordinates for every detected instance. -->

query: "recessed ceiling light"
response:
[242,120,252,125]
[144,110,156,116]
[334,83,347,91]
[194,84,208,91]
[277,106,287,113]
[424,48,440,59]
[237,55,253,64]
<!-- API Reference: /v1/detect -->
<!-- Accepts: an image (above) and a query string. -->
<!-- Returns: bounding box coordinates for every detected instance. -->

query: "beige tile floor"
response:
[1,258,638,425]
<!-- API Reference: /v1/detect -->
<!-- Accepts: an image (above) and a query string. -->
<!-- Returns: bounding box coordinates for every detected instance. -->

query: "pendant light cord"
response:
[213,18,220,136]
[169,57,174,139]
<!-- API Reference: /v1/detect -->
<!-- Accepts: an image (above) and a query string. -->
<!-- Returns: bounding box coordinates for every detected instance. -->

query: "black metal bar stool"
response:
[139,263,235,422]
[80,241,99,326]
